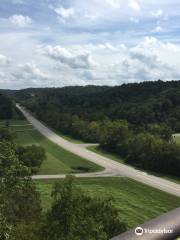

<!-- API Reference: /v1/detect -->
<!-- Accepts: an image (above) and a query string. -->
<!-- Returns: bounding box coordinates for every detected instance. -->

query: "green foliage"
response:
[126,133,180,176]
[0,93,13,120]
[40,176,126,240]
[0,141,42,240]
[0,128,125,239]
[9,81,180,177]
[0,215,12,240]
[147,123,172,141]
[11,80,180,131]
[100,120,131,150]
[71,116,101,142]
[16,145,46,174]
[0,127,13,142]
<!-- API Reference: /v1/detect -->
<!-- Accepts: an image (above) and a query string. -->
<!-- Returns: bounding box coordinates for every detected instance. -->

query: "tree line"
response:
[29,110,180,176]
[10,80,180,131]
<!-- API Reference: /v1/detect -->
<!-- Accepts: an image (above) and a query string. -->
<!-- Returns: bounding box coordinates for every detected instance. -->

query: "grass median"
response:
[35,177,180,229]
[0,120,103,174]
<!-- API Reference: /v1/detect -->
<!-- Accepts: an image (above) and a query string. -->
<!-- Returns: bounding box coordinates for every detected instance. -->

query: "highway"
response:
[16,104,180,197]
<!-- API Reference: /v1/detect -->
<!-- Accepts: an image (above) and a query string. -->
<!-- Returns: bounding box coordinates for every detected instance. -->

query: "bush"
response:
[100,120,131,150]
[16,145,46,174]
[0,127,13,142]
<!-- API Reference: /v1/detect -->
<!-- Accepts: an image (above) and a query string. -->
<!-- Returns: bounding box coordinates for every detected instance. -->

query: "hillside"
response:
[7,80,180,131]
[5,80,180,178]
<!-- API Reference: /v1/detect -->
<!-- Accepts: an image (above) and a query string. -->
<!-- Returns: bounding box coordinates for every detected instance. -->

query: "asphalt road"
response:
[16,104,180,197]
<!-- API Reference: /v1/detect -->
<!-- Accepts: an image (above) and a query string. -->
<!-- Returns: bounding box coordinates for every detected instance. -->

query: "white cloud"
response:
[9,15,32,27]
[80,69,109,81]
[152,26,163,33]
[39,45,96,69]
[80,37,180,84]
[15,62,50,80]
[130,17,139,23]
[1,37,180,89]
[125,37,180,80]
[97,43,117,50]
[151,9,163,18]
[130,49,159,69]
[53,6,75,19]
[105,0,122,8]
[128,0,141,11]
[1,1,180,89]
[0,54,11,66]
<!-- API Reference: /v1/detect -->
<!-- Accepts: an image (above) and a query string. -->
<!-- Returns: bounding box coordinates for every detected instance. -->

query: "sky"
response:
[0,0,180,89]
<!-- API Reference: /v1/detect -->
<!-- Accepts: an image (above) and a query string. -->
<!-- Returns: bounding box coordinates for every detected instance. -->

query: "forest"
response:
[1,80,180,177]
[8,80,180,131]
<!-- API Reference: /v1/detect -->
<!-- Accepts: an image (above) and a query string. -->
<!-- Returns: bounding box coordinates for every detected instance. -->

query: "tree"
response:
[0,215,11,240]
[0,94,13,120]
[147,123,172,141]
[100,120,131,150]
[71,115,88,140]
[126,133,180,176]
[0,127,13,142]
[0,141,42,240]
[16,145,46,174]
[40,176,126,240]
[126,133,162,169]
[85,121,101,142]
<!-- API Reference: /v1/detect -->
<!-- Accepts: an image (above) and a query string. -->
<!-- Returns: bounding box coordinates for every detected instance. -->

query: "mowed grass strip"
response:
[3,120,103,174]
[35,177,180,229]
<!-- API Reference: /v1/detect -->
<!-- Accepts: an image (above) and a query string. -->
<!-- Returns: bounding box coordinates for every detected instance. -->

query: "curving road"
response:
[16,104,180,197]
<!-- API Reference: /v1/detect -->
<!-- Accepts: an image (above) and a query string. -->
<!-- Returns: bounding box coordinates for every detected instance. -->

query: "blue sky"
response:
[0,0,180,89]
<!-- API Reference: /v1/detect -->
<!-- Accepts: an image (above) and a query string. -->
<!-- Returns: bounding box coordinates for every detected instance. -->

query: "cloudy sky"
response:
[0,0,180,89]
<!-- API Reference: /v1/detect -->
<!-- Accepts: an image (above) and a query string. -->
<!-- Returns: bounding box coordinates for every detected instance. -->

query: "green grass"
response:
[2,120,103,174]
[35,177,180,229]
[0,119,29,126]
[174,134,180,144]
[88,145,180,184]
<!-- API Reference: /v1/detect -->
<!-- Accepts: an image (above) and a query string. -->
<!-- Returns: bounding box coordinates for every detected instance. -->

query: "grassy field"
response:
[35,177,180,229]
[88,145,180,183]
[174,134,180,144]
[0,120,103,174]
